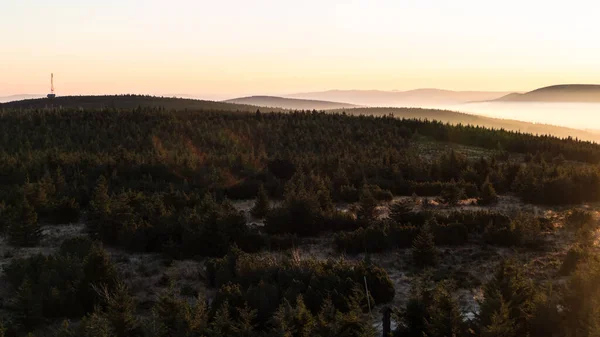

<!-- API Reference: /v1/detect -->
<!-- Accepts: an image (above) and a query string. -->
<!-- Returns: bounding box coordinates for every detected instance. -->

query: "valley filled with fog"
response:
[449,102,600,132]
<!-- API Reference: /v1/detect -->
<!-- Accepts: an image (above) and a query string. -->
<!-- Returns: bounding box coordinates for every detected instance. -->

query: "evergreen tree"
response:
[399,281,463,337]
[9,198,42,247]
[79,311,114,337]
[411,225,438,268]
[481,300,515,337]
[424,283,464,337]
[101,282,139,337]
[389,201,413,224]
[233,304,258,337]
[479,178,499,205]
[478,260,537,337]
[357,189,378,223]
[251,184,270,218]
[12,278,43,328]
[207,301,236,337]
[440,181,465,206]
[90,175,111,216]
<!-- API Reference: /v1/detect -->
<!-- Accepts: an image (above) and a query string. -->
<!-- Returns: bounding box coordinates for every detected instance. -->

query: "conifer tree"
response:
[9,198,42,247]
[389,201,413,224]
[90,175,111,217]
[207,301,236,337]
[411,224,438,268]
[440,180,465,206]
[101,282,138,337]
[251,184,270,218]
[481,300,515,337]
[357,189,378,223]
[479,178,499,205]
[233,304,258,337]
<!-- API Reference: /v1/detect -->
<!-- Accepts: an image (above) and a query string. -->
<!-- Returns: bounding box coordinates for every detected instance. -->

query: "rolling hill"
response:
[494,85,600,103]
[288,89,513,106]
[225,96,358,110]
[0,95,281,112]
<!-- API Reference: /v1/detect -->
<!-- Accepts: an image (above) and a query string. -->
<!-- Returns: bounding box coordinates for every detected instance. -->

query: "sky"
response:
[1,0,600,99]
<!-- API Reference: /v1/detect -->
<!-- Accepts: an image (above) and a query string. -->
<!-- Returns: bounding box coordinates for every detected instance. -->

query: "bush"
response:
[484,213,541,247]
[3,241,117,328]
[206,249,395,325]
[560,245,589,276]
[334,222,418,254]
[433,223,469,246]
[565,209,594,232]
[47,197,81,224]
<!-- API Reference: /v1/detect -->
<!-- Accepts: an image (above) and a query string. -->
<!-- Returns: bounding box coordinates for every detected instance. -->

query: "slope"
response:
[225,96,358,110]
[288,89,513,106]
[494,85,600,103]
[0,94,280,112]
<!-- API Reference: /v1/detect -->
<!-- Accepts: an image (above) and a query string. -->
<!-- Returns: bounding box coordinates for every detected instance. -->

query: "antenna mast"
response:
[47,73,56,98]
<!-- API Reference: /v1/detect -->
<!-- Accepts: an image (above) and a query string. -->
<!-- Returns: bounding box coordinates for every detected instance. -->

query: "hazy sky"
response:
[2,0,599,98]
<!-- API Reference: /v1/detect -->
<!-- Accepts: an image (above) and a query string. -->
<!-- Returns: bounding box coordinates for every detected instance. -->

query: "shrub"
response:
[206,249,395,325]
[484,213,541,247]
[560,245,589,276]
[3,242,117,328]
[565,209,594,232]
[433,223,469,246]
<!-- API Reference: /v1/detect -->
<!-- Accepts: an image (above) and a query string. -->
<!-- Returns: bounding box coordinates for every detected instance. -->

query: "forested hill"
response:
[340,107,600,143]
[493,84,600,102]
[0,94,279,112]
[225,95,359,110]
[3,95,599,143]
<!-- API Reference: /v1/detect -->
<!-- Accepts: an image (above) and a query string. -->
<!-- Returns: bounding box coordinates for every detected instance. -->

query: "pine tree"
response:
[79,311,113,337]
[251,185,270,218]
[479,260,537,337]
[90,175,111,216]
[12,278,43,328]
[411,225,438,268]
[207,301,236,337]
[357,189,378,223]
[425,283,464,337]
[9,198,42,247]
[440,181,465,206]
[479,178,499,205]
[389,201,413,224]
[101,282,138,337]
[481,300,515,337]
[233,304,258,337]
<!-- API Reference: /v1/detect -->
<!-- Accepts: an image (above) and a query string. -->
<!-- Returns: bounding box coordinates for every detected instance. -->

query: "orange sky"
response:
[2,0,599,99]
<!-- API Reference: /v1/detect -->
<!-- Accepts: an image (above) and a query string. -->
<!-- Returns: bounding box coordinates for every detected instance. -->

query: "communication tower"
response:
[47,73,56,98]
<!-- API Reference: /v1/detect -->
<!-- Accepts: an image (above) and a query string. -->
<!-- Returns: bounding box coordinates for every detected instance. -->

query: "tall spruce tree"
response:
[251,185,270,218]
[411,224,438,268]
[8,198,42,247]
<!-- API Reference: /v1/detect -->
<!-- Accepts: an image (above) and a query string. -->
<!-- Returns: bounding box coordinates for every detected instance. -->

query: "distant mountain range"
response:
[493,85,600,103]
[287,89,514,106]
[225,96,359,110]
